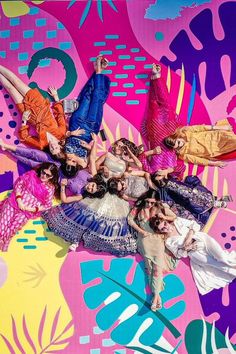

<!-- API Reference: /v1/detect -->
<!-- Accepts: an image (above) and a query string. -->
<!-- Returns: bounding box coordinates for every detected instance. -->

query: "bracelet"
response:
[16,195,22,200]
[34,206,39,213]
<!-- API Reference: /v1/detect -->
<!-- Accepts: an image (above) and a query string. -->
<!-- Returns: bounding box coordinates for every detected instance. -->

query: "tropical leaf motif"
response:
[23,263,46,288]
[81,258,185,346]
[185,319,236,354]
[0,306,74,353]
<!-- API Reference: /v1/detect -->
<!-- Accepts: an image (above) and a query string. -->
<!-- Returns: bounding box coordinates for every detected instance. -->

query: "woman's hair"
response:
[134,189,159,210]
[107,177,124,197]
[151,171,168,188]
[149,215,162,233]
[36,162,60,197]
[164,128,184,151]
[112,138,140,156]
[60,162,80,178]
[44,145,66,161]
[82,174,107,199]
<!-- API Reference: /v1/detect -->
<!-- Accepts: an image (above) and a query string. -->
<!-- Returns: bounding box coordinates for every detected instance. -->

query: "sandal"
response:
[151,301,162,312]
[69,243,79,252]
[214,200,227,208]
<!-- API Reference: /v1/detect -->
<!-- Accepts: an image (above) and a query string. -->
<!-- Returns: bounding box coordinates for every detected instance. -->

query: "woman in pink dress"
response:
[139,64,185,179]
[0,163,59,251]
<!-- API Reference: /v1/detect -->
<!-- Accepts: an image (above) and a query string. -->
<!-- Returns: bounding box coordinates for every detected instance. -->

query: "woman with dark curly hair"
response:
[0,162,59,251]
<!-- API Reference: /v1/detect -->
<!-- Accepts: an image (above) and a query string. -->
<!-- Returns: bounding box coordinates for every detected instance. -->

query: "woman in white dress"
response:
[150,216,236,294]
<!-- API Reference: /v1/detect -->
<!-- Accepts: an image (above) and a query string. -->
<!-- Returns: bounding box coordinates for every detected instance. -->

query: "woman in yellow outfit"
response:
[164,122,236,166]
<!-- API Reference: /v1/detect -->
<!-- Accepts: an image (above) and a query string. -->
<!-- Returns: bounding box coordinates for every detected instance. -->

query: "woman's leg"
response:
[151,264,163,309]
[0,65,30,97]
[0,73,24,104]
[204,235,236,266]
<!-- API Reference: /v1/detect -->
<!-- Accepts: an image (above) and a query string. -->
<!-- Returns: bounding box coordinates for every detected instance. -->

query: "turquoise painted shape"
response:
[35,18,47,27]
[100,50,112,55]
[116,45,126,49]
[135,74,148,79]
[29,7,39,15]
[79,335,90,344]
[126,100,139,105]
[144,64,153,69]
[102,338,116,347]
[112,92,127,97]
[130,48,140,53]
[93,326,104,334]
[187,74,196,124]
[89,57,97,62]
[18,52,29,61]
[123,65,135,70]
[47,30,57,39]
[155,31,164,41]
[33,220,45,225]
[134,56,147,61]
[16,238,28,243]
[59,42,72,50]
[135,89,149,94]
[94,41,106,46]
[102,69,112,74]
[32,42,44,50]
[57,22,65,29]
[115,74,128,79]
[81,259,185,346]
[24,230,36,234]
[108,61,117,66]
[0,30,10,38]
[23,245,37,250]
[23,30,35,39]
[38,59,51,67]
[119,55,131,60]
[123,83,134,88]
[0,52,6,59]
[10,42,19,50]
[105,34,119,39]
[35,237,48,241]
[10,18,20,26]
[18,66,28,74]
[110,82,118,87]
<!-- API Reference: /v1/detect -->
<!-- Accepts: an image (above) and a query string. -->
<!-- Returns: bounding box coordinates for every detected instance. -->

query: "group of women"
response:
[0,58,236,311]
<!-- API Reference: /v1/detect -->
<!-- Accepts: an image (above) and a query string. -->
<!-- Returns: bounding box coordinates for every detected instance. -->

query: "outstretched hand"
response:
[71,128,86,137]
[48,86,58,97]
[61,178,68,186]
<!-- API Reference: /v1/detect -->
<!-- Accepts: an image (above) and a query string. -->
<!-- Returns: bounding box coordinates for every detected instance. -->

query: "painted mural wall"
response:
[0,1,235,353]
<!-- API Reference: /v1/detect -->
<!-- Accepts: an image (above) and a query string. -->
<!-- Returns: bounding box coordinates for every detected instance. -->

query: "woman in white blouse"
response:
[150,216,236,294]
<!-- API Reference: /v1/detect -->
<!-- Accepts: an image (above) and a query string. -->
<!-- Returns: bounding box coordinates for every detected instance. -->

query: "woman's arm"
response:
[126,147,142,169]
[60,179,83,203]
[95,153,107,170]
[128,208,151,237]
[88,133,98,176]
[122,194,137,202]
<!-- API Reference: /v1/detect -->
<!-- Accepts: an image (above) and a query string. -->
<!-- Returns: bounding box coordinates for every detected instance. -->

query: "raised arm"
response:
[128,207,151,238]
[60,179,83,203]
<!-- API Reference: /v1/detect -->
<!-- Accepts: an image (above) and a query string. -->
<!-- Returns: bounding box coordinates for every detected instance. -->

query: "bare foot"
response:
[153,146,161,154]
[101,57,109,70]
[0,139,6,150]
[152,63,161,75]
[151,294,162,311]
[94,54,102,74]
[69,243,79,251]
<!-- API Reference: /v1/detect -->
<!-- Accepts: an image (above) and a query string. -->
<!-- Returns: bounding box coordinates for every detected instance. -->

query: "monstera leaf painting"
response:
[185,319,236,354]
[80,258,185,346]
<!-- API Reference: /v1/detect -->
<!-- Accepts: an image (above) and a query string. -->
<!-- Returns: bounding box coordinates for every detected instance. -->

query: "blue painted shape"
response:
[16,238,28,243]
[135,74,148,79]
[89,57,97,62]
[35,18,47,27]
[155,31,164,41]
[145,0,211,20]
[105,34,119,39]
[112,92,127,97]
[35,237,48,241]
[102,338,115,347]
[114,350,126,354]
[79,0,92,28]
[116,45,126,49]
[102,69,112,74]
[0,52,6,58]
[18,66,28,74]
[38,59,51,67]
[23,245,37,250]
[94,41,106,46]
[187,73,196,124]
[47,30,57,39]
[29,7,40,15]
[97,0,103,22]
[10,18,20,26]
[33,220,45,225]
[100,50,112,55]
[32,42,44,50]
[0,30,10,38]
[10,42,19,50]
[79,335,90,344]
[23,30,34,39]
[24,230,36,234]
[115,74,128,79]
[18,52,29,61]
[123,83,134,88]
[93,326,104,334]
[119,55,131,60]
[57,22,65,29]
[130,48,140,53]
[135,89,149,94]
[126,100,140,105]
[81,259,185,346]
[134,56,147,61]
[123,65,135,70]
[108,61,117,66]
[59,42,72,50]
[110,82,118,87]
[145,81,150,86]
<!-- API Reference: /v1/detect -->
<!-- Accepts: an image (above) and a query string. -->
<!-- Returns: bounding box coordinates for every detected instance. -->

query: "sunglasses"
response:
[41,170,52,179]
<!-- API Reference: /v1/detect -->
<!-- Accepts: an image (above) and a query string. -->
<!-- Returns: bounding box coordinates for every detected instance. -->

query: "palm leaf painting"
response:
[0,306,74,353]
[81,258,185,347]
